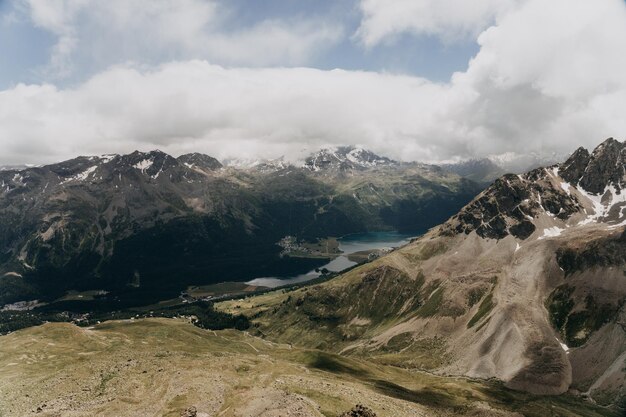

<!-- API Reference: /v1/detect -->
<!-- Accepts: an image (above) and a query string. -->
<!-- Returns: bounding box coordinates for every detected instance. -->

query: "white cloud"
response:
[22,0,343,78]
[355,0,518,46]
[2,0,626,166]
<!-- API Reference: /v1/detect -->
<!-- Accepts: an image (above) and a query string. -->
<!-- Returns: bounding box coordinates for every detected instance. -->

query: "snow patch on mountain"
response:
[61,165,98,184]
[539,226,565,240]
[133,158,154,172]
[575,183,626,224]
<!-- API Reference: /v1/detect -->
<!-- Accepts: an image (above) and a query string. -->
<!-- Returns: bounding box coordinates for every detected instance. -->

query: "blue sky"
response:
[0,0,625,165]
[0,0,478,88]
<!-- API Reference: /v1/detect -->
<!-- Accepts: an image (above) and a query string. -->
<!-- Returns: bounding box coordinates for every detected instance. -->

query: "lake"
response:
[246,231,415,288]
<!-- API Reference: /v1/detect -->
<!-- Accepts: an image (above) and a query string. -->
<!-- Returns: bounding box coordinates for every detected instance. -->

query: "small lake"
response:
[246,231,415,288]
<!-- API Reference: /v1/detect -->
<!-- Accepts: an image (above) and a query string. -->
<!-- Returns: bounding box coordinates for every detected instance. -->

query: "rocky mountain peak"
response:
[111,150,179,179]
[177,153,223,171]
[559,146,591,185]
[559,138,626,194]
[303,146,394,172]
[571,138,625,194]
[442,138,626,241]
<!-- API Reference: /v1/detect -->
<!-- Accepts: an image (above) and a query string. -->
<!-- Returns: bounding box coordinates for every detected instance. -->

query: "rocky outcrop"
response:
[338,404,377,417]
[179,406,197,417]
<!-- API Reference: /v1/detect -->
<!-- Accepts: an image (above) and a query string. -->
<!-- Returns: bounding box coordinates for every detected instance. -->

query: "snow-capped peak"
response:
[303,146,394,172]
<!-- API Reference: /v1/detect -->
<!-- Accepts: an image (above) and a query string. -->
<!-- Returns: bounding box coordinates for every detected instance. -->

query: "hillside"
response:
[0,318,615,416]
[217,138,626,410]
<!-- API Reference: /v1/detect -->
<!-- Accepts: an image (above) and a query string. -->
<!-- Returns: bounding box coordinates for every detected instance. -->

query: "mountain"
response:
[441,151,564,185]
[177,152,223,172]
[222,138,626,409]
[0,164,33,171]
[440,158,506,184]
[304,146,396,173]
[487,151,564,174]
[0,147,482,308]
[223,156,291,172]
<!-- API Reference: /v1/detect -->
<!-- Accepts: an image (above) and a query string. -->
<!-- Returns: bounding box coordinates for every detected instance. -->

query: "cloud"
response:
[22,0,343,78]
[355,0,518,46]
[1,0,626,166]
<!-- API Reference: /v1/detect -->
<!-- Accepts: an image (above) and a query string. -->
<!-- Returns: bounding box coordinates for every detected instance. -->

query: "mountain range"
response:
[0,138,624,415]
[0,146,481,307]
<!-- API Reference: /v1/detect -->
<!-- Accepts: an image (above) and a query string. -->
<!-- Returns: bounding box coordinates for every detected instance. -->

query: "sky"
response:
[0,0,625,165]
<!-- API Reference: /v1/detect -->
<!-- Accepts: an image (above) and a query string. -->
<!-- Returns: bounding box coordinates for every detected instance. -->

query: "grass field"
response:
[0,318,617,417]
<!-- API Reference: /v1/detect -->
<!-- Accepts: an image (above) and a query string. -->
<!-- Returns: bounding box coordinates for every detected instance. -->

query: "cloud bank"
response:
[1,0,625,165]
[23,0,343,78]
[355,0,518,46]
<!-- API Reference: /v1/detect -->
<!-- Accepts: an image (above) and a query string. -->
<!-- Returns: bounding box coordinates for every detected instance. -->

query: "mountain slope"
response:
[0,318,614,417]
[218,138,626,409]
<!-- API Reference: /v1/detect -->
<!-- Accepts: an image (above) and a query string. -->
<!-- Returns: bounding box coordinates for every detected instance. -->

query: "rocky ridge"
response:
[304,146,397,173]
[442,138,626,240]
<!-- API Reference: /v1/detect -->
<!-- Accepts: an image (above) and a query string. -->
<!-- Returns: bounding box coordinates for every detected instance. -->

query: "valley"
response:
[0,146,478,326]
[3,2,625,416]
[1,139,625,416]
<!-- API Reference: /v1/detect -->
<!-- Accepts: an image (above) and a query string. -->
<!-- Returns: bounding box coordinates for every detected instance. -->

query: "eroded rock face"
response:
[506,342,571,395]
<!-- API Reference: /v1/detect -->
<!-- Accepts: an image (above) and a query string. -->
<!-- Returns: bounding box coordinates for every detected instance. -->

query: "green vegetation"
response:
[467,292,494,328]
[0,301,249,335]
[416,287,443,317]
[563,296,621,347]
[547,285,575,330]
[547,286,623,347]
[0,310,69,334]
[467,287,487,307]
[466,278,497,329]
[369,335,450,370]
[303,350,616,417]
[0,318,619,417]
